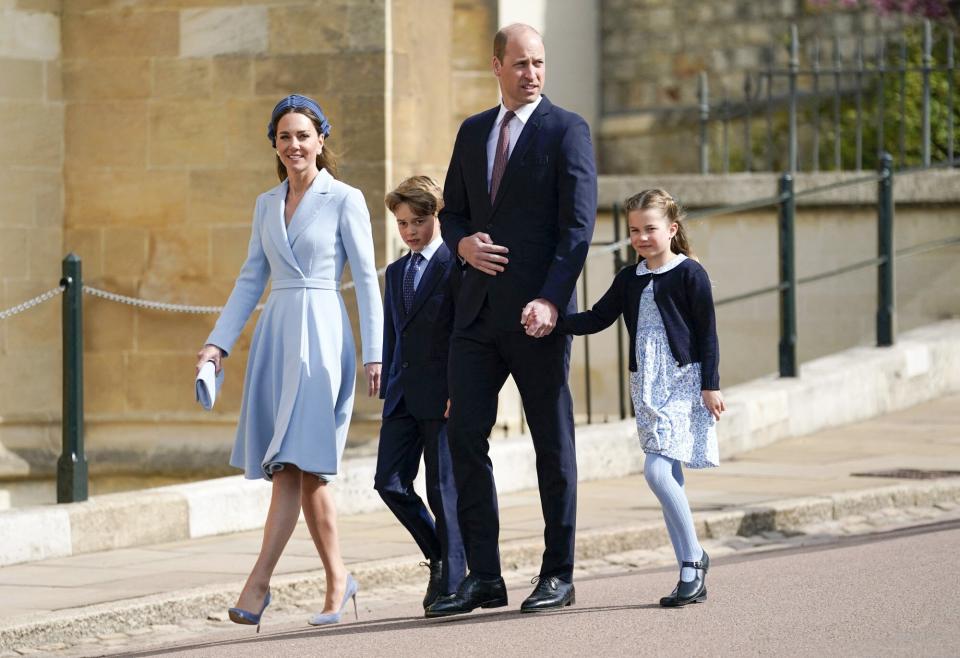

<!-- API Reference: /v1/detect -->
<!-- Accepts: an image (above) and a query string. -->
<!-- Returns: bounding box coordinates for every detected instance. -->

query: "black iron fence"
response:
[577,153,960,424]
[699,20,958,174]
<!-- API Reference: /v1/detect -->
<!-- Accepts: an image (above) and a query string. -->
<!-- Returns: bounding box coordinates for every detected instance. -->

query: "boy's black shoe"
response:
[424,573,507,618]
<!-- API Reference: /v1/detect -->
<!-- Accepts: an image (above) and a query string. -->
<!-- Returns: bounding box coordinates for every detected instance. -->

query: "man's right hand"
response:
[458,232,509,276]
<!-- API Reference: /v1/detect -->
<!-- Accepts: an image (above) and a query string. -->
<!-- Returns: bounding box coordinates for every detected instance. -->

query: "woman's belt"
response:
[271,278,340,291]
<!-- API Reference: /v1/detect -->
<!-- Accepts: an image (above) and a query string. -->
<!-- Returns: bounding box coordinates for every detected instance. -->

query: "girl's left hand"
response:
[702,389,725,421]
[365,362,382,397]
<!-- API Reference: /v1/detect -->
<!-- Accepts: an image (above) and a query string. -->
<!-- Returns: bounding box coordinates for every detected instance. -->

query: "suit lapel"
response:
[287,168,335,246]
[401,243,450,328]
[490,96,552,216]
[264,182,304,275]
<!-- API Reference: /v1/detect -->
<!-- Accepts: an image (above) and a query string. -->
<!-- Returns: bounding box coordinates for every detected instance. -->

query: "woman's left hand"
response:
[701,389,725,421]
[364,362,382,397]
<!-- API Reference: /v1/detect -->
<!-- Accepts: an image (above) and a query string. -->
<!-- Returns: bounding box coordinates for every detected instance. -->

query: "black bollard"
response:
[58,253,88,503]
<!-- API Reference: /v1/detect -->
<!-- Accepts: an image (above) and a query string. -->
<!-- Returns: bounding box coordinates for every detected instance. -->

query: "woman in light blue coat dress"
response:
[196,95,383,629]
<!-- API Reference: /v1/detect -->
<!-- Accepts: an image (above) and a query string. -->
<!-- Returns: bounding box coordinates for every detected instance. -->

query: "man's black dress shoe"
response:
[422,559,443,609]
[424,573,507,618]
[661,549,709,608]
[519,576,575,612]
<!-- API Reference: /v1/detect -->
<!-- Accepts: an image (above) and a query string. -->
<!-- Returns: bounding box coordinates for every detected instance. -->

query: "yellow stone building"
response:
[0,0,501,482]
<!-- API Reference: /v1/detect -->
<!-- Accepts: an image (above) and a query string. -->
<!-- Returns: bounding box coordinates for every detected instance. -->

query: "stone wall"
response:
[451,0,499,128]
[0,0,64,471]
[386,0,454,260]
[598,0,891,174]
[1,0,472,479]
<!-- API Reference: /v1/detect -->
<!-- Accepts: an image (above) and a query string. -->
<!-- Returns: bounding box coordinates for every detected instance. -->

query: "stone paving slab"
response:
[14,500,960,657]
[0,394,958,653]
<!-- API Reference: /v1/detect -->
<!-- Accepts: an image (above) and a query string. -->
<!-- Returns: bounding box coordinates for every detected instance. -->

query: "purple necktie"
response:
[489,110,516,202]
[402,252,424,313]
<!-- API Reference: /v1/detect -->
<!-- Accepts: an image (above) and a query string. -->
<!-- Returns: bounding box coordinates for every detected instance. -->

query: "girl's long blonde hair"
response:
[623,188,692,257]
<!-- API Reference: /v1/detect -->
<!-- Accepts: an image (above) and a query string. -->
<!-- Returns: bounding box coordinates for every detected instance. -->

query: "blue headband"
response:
[267,94,331,145]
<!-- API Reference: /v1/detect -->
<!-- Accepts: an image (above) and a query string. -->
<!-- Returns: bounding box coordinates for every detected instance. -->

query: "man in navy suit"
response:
[375,176,465,610]
[426,24,597,617]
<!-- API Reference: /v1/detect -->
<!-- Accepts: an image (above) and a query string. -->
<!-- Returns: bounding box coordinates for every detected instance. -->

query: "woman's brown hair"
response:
[271,107,339,181]
[623,188,692,257]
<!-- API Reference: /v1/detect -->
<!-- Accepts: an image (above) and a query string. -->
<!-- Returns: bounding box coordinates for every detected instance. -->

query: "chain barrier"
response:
[80,265,388,314]
[82,286,248,315]
[0,285,65,321]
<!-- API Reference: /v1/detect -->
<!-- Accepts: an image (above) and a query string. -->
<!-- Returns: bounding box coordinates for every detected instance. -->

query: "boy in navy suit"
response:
[374,176,465,610]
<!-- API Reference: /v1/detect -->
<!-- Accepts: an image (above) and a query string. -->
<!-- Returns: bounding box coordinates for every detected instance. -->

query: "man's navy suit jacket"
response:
[439,95,598,330]
[379,242,457,419]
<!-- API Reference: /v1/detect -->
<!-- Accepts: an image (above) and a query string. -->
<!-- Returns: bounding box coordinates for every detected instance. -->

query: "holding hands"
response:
[458,232,509,276]
[521,298,558,338]
[456,231,558,338]
[701,389,725,421]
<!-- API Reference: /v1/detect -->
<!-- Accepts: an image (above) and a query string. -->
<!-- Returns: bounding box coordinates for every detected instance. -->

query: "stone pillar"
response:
[386,0,455,261]
[452,0,500,126]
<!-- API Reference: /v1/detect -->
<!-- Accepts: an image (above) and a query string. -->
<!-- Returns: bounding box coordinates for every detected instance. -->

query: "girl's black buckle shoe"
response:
[660,550,709,607]
[658,584,679,607]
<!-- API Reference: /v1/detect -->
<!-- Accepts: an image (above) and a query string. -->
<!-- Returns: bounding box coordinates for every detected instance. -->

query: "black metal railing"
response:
[699,20,958,174]
[578,152,960,422]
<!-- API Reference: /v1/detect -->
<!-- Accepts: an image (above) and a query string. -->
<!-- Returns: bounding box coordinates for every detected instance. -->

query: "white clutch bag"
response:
[195,361,224,410]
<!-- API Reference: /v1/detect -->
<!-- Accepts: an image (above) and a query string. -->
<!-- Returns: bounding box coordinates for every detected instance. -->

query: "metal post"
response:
[58,253,88,503]
[766,47,775,171]
[855,36,864,171]
[877,153,896,346]
[788,24,799,173]
[744,74,754,172]
[948,32,955,165]
[612,203,627,420]
[898,33,907,166]
[812,38,821,172]
[581,261,592,425]
[721,88,730,174]
[778,174,798,377]
[922,20,932,167]
[876,35,886,163]
[833,35,843,170]
[699,72,709,174]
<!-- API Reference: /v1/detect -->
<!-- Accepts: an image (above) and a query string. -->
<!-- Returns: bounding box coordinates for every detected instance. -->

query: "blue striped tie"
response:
[403,252,424,313]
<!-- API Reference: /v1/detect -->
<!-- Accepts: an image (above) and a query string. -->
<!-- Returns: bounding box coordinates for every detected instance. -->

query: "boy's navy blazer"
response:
[380,242,457,419]
[439,95,597,330]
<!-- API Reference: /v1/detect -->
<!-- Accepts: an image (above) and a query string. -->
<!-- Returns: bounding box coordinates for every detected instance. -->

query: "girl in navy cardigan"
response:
[559,188,724,607]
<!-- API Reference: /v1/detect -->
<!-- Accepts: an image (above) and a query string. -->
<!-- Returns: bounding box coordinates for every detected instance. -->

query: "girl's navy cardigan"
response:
[558,258,720,390]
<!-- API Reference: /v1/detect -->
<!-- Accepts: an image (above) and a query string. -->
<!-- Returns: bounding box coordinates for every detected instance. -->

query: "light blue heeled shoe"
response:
[228,588,272,633]
[308,574,359,626]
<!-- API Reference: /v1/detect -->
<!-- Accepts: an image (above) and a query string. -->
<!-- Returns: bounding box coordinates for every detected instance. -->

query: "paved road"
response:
[119,519,959,657]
